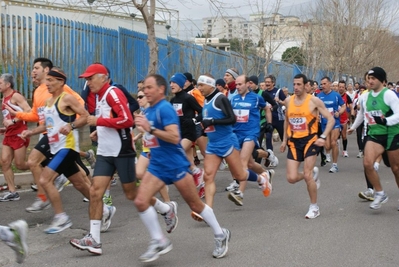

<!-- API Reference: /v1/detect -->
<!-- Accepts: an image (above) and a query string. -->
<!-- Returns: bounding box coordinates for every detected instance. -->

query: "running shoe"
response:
[54,174,68,192]
[0,192,20,202]
[102,194,113,206]
[329,165,338,173]
[325,154,331,163]
[194,156,200,166]
[358,188,374,201]
[258,172,272,197]
[370,193,388,209]
[101,205,116,233]
[86,149,96,169]
[213,228,231,258]
[267,149,279,167]
[225,180,239,192]
[228,190,243,206]
[30,184,37,191]
[7,220,28,264]
[343,151,349,157]
[162,201,178,233]
[357,151,363,158]
[192,168,204,187]
[198,184,205,199]
[25,198,50,213]
[139,238,173,263]
[83,197,90,202]
[191,211,204,222]
[313,167,320,189]
[110,177,117,187]
[305,205,320,219]
[219,159,227,171]
[70,233,102,255]
[44,215,72,234]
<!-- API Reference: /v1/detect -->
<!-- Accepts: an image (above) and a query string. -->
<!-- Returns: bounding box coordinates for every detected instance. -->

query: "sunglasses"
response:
[137,95,145,99]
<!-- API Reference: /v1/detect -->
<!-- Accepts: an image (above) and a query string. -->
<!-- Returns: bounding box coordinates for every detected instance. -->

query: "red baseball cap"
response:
[79,64,108,78]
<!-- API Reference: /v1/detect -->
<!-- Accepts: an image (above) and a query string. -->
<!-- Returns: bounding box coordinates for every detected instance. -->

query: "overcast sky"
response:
[160,0,312,39]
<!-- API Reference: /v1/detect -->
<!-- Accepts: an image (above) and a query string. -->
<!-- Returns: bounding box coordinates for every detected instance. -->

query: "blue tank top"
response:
[317,90,344,126]
[203,92,234,143]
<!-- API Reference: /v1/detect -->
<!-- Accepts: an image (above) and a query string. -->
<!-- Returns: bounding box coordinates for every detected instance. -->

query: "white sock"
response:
[374,162,380,171]
[153,198,170,214]
[139,207,164,240]
[90,220,101,243]
[310,203,318,209]
[332,163,337,167]
[54,212,67,220]
[0,226,14,242]
[199,205,223,238]
[375,190,384,196]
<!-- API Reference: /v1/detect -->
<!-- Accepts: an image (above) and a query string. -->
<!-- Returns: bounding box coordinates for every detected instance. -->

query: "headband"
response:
[48,70,67,82]
[225,69,239,79]
[197,75,215,87]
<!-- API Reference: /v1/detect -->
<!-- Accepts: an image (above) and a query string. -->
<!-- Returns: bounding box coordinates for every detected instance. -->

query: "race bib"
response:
[173,103,183,116]
[143,133,160,148]
[204,125,215,133]
[233,109,249,123]
[289,117,307,131]
[48,133,60,144]
[365,110,383,125]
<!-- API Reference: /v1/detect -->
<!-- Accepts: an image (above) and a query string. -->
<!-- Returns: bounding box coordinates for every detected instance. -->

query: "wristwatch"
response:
[149,126,156,134]
[70,123,76,130]
[320,134,326,140]
[12,119,16,124]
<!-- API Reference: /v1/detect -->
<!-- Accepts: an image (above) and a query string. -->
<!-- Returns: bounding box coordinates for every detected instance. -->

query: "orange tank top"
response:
[286,94,318,138]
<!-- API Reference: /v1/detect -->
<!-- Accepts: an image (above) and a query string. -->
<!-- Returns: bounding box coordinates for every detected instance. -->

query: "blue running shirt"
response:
[317,90,345,127]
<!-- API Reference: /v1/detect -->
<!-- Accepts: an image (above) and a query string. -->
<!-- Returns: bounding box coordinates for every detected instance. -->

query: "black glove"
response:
[373,116,387,125]
[201,118,214,129]
[271,105,278,112]
[261,122,274,133]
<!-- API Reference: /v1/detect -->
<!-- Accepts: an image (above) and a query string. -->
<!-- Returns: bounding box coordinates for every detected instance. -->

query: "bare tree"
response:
[132,0,158,74]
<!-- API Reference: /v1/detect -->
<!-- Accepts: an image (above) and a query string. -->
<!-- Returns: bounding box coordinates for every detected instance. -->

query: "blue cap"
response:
[170,73,186,89]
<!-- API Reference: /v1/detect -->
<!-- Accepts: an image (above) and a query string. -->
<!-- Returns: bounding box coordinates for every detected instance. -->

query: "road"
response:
[1,135,399,267]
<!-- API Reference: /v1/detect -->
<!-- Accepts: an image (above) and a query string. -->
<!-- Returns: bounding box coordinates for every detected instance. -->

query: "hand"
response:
[87,115,98,126]
[261,122,274,133]
[21,130,32,139]
[134,114,151,132]
[314,138,326,147]
[373,116,387,125]
[334,111,340,118]
[280,142,286,153]
[0,128,6,135]
[347,128,355,135]
[89,130,98,142]
[59,124,72,135]
[3,119,13,128]
[201,119,214,129]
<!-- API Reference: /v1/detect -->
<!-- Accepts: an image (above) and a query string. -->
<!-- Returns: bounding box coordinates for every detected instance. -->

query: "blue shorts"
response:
[148,166,189,185]
[236,134,260,148]
[206,135,240,158]
[140,151,150,158]
[321,123,341,132]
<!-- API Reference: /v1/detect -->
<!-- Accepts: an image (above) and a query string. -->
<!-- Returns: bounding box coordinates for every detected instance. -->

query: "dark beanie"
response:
[184,72,193,83]
[215,78,226,87]
[368,67,387,83]
[249,75,259,85]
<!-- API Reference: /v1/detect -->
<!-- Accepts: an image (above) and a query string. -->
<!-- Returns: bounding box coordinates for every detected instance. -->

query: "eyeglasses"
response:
[137,95,145,99]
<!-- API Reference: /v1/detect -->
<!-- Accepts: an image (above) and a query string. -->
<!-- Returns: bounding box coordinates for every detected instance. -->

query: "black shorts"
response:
[93,155,136,184]
[47,149,80,178]
[366,134,399,151]
[76,156,90,176]
[195,123,207,138]
[34,134,53,167]
[181,126,197,142]
[287,134,320,162]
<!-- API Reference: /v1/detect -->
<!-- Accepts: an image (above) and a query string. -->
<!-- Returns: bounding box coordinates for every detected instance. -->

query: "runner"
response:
[133,74,230,262]
[281,74,334,219]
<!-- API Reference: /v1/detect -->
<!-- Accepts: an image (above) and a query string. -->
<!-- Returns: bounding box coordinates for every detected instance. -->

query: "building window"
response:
[207,20,211,23]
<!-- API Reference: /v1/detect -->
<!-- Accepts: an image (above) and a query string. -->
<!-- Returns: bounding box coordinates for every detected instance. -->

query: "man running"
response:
[281,74,334,219]
[317,77,345,173]
[133,74,230,262]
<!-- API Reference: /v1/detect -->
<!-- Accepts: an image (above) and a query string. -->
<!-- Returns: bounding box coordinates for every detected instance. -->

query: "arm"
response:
[3,93,31,126]
[213,95,236,125]
[134,113,181,145]
[187,95,203,122]
[265,106,272,123]
[90,89,133,129]
[384,90,399,126]
[14,98,39,122]
[262,91,278,109]
[279,98,289,152]
[349,95,365,132]
[115,84,140,113]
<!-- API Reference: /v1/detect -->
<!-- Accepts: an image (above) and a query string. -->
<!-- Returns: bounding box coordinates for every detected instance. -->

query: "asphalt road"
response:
[1,135,399,267]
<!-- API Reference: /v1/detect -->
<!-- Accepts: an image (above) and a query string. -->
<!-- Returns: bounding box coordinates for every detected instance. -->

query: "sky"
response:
[160,0,313,39]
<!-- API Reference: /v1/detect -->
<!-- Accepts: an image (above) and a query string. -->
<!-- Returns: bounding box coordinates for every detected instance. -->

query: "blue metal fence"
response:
[0,12,338,97]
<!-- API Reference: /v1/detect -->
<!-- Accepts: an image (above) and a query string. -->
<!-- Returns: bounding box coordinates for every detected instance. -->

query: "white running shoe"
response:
[219,159,227,170]
[357,151,363,158]
[25,198,50,213]
[358,188,374,201]
[7,220,28,264]
[305,205,320,219]
[343,151,349,157]
[54,174,68,192]
[266,149,279,167]
[329,165,338,173]
[325,154,331,163]
[225,180,239,192]
[101,205,116,232]
[44,215,72,234]
[313,167,320,189]
[370,193,388,209]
